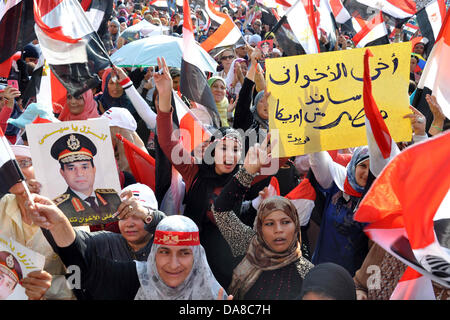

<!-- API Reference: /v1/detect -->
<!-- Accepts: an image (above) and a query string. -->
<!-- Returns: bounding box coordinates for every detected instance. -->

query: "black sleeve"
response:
[232,77,255,131]
[237,200,258,227]
[144,209,167,234]
[57,233,140,300]
[214,170,252,213]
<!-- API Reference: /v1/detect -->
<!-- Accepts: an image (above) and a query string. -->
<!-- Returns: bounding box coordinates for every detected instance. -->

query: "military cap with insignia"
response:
[50,133,97,164]
[0,251,23,284]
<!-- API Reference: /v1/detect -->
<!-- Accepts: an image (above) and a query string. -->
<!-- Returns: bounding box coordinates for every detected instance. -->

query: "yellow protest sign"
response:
[266,42,412,157]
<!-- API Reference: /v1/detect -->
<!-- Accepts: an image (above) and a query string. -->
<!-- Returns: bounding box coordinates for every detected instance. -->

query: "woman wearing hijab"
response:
[96,68,157,131]
[207,76,230,127]
[58,90,99,121]
[308,146,371,276]
[154,57,274,289]
[212,140,314,299]
[299,262,356,300]
[26,198,229,300]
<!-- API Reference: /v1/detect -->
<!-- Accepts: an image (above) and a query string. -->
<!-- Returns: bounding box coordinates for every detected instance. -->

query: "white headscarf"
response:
[134,215,225,300]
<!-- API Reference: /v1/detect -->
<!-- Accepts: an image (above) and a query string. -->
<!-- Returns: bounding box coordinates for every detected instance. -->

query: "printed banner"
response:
[0,234,45,300]
[266,42,413,157]
[26,118,121,226]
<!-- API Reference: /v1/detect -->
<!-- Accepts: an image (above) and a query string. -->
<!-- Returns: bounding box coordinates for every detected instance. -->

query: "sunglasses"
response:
[67,95,83,100]
[220,55,235,61]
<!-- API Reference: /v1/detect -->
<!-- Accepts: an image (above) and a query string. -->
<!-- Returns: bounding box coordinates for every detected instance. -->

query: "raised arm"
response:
[113,66,157,130]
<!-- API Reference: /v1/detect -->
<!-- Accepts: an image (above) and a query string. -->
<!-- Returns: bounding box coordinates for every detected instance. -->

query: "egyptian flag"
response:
[329,0,351,24]
[116,133,156,191]
[252,177,281,211]
[354,0,417,19]
[352,13,390,48]
[285,178,316,226]
[270,15,306,56]
[0,0,35,64]
[22,56,67,114]
[363,48,400,177]
[200,0,243,52]
[173,91,212,153]
[0,127,25,194]
[79,0,114,49]
[415,9,450,123]
[390,267,436,299]
[282,0,320,54]
[416,0,447,57]
[354,130,450,295]
[314,0,338,50]
[0,52,21,80]
[181,0,220,128]
[34,0,111,98]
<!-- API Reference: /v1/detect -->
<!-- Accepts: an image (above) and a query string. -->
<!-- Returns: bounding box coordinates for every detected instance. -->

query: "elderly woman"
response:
[212,142,314,300]
[207,76,230,127]
[0,146,74,299]
[25,198,228,300]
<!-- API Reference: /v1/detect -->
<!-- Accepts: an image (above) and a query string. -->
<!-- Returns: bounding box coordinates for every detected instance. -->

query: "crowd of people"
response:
[0,0,449,301]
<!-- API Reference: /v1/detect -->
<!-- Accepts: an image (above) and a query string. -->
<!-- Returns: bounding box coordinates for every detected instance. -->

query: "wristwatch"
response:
[144,207,153,224]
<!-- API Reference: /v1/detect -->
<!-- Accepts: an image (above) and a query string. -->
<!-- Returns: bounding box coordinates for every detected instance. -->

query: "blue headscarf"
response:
[346,146,369,195]
[97,72,136,116]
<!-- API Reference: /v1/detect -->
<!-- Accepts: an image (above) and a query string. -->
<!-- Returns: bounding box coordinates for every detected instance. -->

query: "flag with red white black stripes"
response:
[0,127,25,194]
[34,0,111,98]
[181,0,220,127]
[354,131,450,293]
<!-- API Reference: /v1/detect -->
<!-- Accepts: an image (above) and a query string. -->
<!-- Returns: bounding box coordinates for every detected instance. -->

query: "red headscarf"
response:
[58,89,100,121]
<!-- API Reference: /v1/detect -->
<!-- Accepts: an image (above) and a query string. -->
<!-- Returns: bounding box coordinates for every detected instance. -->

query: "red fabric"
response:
[344,176,363,198]
[154,230,200,246]
[116,133,156,191]
[34,0,82,44]
[0,106,13,134]
[328,150,352,167]
[363,49,392,159]
[286,178,316,201]
[58,89,100,121]
[355,131,450,249]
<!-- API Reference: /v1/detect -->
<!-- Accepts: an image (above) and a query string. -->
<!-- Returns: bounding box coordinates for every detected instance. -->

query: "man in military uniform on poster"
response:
[0,251,23,300]
[50,133,121,226]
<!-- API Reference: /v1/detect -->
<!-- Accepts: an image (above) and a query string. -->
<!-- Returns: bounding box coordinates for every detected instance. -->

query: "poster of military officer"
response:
[0,235,45,300]
[26,118,122,227]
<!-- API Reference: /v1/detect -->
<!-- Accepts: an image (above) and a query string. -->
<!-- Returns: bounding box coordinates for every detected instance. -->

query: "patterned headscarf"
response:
[228,196,302,299]
[134,215,225,300]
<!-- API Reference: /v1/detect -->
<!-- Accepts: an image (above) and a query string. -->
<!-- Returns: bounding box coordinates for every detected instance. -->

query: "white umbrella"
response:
[110,35,218,73]
[119,20,169,42]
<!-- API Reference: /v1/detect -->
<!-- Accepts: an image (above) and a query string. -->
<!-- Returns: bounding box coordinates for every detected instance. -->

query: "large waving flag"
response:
[416,8,450,121]
[352,13,389,48]
[34,0,111,98]
[0,127,25,194]
[283,0,320,54]
[200,0,243,52]
[355,0,417,19]
[329,0,351,24]
[22,57,67,114]
[415,0,447,57]
[0,0,35,64]
[363,48,400,177]
[181,0,220,128]
[354,131,450,294]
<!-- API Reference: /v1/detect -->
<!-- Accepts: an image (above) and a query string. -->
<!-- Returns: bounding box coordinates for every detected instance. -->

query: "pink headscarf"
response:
[58,89,100,121]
